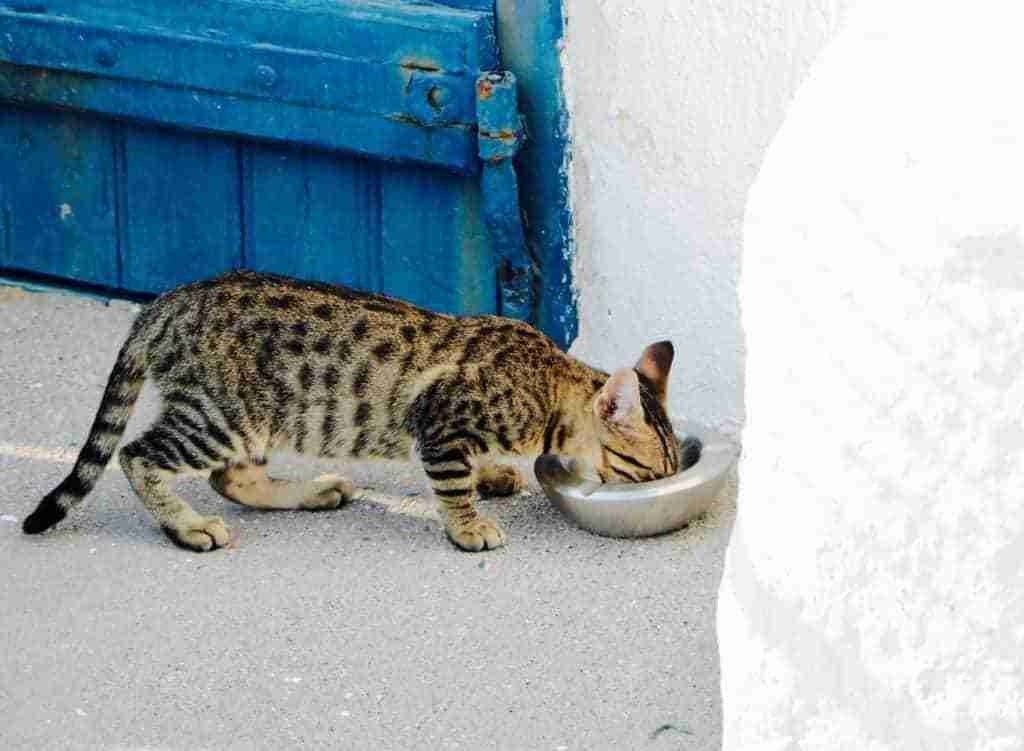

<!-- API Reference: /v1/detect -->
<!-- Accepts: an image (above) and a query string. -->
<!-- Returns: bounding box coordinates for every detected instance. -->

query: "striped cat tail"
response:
[23,338,147,535]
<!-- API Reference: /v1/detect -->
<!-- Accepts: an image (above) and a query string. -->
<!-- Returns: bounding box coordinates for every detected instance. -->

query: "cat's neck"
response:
[536,353,608,458]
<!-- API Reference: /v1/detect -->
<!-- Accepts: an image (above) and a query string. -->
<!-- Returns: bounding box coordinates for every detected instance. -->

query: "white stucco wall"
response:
[721,1,1024,748]
[562,0,854,434]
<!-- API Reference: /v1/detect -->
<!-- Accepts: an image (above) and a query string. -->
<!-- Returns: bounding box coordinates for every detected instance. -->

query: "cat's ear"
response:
[595,368,643,427]
[635,340,673,404]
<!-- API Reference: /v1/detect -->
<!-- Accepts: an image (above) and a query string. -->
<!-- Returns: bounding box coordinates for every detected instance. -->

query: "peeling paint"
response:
[495,0,575,347]
[478,129,517,144]
[400,59,442,73]
[476,71,533,321]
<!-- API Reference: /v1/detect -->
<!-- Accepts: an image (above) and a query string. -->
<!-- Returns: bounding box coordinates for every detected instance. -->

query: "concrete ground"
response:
[0,287,735,751]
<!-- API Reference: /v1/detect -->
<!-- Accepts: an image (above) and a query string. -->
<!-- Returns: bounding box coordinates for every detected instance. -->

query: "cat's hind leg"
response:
[119,423,234,552]
[209,462,353,511]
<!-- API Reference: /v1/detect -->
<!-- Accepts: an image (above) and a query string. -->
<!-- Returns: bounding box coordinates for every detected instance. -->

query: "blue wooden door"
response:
[0,0,521,319]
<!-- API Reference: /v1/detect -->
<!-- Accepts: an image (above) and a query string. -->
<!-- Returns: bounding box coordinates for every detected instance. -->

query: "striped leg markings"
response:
[119,419,232,552]
[421,444,506,552]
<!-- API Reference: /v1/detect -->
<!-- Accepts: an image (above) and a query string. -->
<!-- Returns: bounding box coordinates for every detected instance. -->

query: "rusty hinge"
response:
[476,71,535,322]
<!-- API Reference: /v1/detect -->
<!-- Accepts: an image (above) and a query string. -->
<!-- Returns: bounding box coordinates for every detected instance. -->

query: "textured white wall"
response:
[721,0,1024,747]
[562,0,853,433]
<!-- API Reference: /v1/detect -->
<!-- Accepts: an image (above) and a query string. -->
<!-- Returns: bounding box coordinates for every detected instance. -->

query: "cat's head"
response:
[586,341,680,483]
[536,341,684,488]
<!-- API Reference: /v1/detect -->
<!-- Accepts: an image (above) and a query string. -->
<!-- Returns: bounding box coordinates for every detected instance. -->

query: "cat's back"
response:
[140,270,572,397]
[176,269,438,330]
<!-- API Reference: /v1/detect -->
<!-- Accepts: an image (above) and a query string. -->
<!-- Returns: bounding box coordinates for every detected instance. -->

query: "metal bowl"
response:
[534,420,738,538]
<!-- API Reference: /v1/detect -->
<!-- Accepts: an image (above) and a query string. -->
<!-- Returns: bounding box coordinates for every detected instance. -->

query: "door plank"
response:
[118,124,242,293]
[380,165,496,316]
[0,104,118,287]
[243,143,382,292]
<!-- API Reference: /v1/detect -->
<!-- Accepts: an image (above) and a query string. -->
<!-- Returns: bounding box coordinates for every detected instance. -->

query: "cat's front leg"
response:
[439,487,505,552]
[420,447,506,552]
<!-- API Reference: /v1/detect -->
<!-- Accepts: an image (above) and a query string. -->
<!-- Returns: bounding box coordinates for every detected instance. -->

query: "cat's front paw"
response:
[446,517,506,552]
[161,514,233,552]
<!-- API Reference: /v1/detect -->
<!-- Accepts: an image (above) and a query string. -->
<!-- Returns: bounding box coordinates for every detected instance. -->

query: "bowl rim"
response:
[545,419,739,504]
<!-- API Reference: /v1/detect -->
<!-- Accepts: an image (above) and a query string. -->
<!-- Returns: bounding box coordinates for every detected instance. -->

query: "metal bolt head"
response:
[256,64,278,90]
[94,40,117,67]
[427,86,449,111]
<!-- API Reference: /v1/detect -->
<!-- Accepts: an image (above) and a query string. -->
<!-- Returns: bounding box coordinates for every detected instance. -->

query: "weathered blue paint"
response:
[0,0,507,317]
[242,145,384,292]
[0,1,496,174]
[432,0,495,10]
[476,71,534,322]
[0,62,480,175]
[495,0,576,347]
[380,164,496,315]
[118,124,244,292]
[0,105,120,287]
[0,0,572,341]
[477,72,525,162]
[0,101,500,316]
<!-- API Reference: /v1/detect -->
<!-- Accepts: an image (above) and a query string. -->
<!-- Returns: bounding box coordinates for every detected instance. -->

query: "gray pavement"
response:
[0,287,735,751]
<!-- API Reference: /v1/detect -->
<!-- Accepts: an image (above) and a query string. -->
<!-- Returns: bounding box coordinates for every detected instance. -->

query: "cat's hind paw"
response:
[161,514,232,552]
[477,465,526,498]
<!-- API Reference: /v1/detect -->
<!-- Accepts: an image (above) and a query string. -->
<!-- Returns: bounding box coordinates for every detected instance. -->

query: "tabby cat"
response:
[23,271,692,552]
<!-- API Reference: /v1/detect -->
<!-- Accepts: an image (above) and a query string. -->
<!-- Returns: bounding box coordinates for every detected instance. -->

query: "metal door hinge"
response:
[476,71,535,322]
